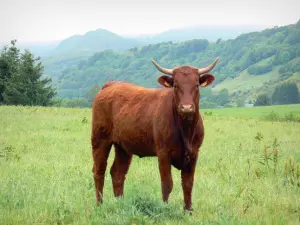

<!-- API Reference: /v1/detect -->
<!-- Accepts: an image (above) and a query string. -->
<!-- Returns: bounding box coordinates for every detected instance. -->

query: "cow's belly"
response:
[116,139,156,157]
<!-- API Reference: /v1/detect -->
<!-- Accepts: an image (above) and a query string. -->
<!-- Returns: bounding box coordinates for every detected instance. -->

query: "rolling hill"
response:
[48,28,141,56]
[42,20,300,103]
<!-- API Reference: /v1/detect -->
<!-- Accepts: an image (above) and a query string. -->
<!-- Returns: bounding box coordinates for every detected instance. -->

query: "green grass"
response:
[202,104,300,119]
[1,105,300,224]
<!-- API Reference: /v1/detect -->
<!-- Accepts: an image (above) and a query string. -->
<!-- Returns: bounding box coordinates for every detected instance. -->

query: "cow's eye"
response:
[174,85,178,89]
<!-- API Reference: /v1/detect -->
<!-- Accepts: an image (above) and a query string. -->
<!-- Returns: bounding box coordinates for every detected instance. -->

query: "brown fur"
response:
[91,66,215,211]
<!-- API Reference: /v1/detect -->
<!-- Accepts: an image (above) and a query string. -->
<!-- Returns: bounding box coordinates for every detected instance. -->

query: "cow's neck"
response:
[172,99,199,168]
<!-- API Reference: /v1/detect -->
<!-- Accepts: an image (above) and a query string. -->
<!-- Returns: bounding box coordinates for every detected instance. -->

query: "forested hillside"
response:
[46,20,300,104]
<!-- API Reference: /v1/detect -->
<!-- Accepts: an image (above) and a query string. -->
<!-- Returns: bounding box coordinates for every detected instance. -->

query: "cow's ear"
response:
[158,75,174,88]
[199,74,215,87]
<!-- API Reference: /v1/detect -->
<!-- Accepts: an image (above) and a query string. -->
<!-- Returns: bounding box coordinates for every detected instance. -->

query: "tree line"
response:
[255,82,300,106]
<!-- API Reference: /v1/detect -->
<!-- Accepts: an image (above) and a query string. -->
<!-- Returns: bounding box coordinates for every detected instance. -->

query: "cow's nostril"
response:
[180,104,195,113]
[181,104,193,110]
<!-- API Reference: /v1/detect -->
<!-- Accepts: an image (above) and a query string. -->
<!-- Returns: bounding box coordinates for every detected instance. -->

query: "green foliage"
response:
[86,84,100,103]
[285,26,300,45]
[203,111,213,116]
[271,82,300,105]
[0,40,56,106]
[263,110,281,121]
[263,111,300,122]
[0,40,20,103]
[199,86,213,100]
[236,98,246,107]
[216,88,229,106]
[223,103,235,108]
[247,62,273,75]
[254,93,270,106]
[283,112,300,122]
[278,59,300,74]
[200,101,217,109]
[200,87,230,107]
[44,21,300,101]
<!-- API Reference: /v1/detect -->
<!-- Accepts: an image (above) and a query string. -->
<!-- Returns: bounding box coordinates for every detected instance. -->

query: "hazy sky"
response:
[1,0,299,43]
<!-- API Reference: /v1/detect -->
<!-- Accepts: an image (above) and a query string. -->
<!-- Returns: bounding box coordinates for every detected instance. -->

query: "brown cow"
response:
[91,57,219,212]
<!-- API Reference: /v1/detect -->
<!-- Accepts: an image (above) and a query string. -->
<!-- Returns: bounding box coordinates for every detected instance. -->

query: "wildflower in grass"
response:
[264,145,268,159]
[296,163,300,180]
[273,148,278,174]
[289,156,295,176]
[285,160,289,177]
[264,145,269,167]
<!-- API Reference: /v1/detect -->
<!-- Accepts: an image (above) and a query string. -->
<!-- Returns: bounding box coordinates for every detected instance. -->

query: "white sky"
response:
[0,0,299,43]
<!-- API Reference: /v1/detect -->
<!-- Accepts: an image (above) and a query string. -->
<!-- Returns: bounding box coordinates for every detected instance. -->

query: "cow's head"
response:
[152,57,219,118]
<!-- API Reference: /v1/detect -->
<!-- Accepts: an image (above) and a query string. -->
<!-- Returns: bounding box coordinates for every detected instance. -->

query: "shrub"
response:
[263,110,280,121]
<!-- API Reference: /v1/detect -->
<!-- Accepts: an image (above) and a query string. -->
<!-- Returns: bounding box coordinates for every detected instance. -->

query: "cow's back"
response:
[92,82,171,156]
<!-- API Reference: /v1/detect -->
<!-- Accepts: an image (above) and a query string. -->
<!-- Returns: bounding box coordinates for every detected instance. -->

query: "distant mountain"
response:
[5,24,266,59]
[2,25,267,61]
[49,29,141,56]
[133,25,268,44]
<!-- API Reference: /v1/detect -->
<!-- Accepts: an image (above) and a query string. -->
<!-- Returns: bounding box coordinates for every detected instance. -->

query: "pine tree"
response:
[1,41,56,106]
[0,40,20,103]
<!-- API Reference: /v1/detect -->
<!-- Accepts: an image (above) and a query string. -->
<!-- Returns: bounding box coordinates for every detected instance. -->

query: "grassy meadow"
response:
[202,104,300,120]
[1,105,300,225]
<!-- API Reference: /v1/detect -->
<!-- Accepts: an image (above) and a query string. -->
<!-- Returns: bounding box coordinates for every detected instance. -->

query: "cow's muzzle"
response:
[179,104,195,118]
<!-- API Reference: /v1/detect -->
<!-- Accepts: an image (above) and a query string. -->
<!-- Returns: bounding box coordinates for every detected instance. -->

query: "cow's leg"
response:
[158,154,173,202]
[110,144,133,197]
[92,138,112,204]
[181,153,198,212]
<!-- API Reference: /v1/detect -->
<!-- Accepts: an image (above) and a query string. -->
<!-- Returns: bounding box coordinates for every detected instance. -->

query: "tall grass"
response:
[1,105,300,224]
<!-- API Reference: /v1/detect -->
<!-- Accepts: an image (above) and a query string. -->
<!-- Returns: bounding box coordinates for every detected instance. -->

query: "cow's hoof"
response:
[96,199,103,206]
[184,208,193,215]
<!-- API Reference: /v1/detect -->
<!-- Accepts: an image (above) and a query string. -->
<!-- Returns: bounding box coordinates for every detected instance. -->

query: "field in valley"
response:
[202,104,300,119]
[0,105,300,224]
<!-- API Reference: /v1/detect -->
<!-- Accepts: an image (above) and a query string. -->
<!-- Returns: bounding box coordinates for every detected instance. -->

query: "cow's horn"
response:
[151,60,173,75]
[198,57,220,75]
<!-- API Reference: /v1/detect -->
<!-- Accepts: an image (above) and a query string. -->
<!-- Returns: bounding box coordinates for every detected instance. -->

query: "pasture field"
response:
[0,105,300,225]
[202,104,300,119]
